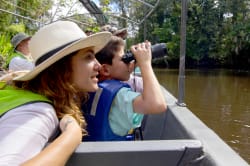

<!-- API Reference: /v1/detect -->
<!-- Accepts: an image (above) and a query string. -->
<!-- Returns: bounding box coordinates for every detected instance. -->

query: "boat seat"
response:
[66,140,204,166]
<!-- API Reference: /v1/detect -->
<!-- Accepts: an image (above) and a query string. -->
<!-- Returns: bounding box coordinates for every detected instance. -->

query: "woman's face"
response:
[71,48,101,92]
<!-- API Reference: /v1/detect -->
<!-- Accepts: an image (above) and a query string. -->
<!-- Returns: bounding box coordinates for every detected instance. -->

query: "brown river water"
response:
[154,68,250,163]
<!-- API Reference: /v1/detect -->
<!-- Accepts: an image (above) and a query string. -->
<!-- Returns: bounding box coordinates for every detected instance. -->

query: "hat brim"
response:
[14,32,111,81]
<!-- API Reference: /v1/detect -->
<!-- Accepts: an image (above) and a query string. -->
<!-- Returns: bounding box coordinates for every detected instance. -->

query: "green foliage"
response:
[1,0,250,69]
[7,24,26,34]
[0,34,14,69]
[0,0,54,69]
[0,0,92,69]
[130,0,250,69]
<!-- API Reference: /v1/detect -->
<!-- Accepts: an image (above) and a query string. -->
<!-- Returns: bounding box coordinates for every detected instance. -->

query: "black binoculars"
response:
[121,43,167,64]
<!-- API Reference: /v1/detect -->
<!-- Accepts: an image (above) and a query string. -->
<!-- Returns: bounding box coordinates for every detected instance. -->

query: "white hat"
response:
[14,21,111,81]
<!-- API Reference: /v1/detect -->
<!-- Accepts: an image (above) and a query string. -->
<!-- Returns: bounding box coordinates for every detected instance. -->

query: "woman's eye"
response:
[82,52,93,59]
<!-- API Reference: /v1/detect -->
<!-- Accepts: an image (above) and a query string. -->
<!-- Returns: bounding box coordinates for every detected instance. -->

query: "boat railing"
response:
[66,139,204,166]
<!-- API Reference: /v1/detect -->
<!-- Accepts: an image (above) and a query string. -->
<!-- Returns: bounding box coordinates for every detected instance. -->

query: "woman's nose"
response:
[94,59,101,70]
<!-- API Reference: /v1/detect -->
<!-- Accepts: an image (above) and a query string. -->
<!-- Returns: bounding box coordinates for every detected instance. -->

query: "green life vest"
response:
[0,82,52,116]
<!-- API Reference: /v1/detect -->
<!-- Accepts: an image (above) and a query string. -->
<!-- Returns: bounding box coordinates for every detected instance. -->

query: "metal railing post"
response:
[176,0,188,107]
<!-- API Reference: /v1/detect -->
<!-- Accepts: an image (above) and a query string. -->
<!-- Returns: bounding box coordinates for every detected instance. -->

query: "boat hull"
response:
[67,87,249,166]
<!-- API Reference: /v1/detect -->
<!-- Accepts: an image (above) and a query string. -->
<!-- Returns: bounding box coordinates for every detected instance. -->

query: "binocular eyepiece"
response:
[121,43,167,64]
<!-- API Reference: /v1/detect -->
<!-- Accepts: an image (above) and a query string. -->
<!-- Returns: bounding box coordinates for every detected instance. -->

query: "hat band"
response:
[35,39,79,66]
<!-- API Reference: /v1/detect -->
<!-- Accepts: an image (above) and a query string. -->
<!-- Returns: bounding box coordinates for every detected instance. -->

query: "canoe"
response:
[66,87,249,166]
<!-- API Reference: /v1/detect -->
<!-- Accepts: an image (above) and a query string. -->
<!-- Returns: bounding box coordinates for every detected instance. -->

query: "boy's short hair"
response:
[95,36,124,65]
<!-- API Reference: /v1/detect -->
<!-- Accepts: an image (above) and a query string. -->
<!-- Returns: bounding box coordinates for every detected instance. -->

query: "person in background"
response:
[8,32,34,71]
[100,24,128,40]
[0,21,111,165]
[126,62,143,92]
[112,27,128,40]
[85,30,94,36]
[82,35,167,141]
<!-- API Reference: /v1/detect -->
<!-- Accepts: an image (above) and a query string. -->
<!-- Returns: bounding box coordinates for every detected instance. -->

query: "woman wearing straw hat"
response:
[0,21,111,165]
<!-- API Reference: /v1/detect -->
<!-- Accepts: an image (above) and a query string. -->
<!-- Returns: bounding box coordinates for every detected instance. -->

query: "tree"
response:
[0,0,98,69]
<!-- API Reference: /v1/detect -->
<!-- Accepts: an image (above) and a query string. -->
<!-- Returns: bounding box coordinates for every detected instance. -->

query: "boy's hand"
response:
[130,41,152,67]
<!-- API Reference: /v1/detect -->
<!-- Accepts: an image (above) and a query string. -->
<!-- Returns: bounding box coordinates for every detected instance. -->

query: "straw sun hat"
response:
[14,21,112,81]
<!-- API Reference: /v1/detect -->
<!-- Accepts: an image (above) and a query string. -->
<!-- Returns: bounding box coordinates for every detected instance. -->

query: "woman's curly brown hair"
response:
[13,52,88,135]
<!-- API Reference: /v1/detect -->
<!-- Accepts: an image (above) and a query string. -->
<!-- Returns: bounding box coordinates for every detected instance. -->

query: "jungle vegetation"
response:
[0,0,250,70]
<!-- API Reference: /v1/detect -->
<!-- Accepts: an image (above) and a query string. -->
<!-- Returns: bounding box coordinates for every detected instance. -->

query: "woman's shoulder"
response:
[3,102,58,123]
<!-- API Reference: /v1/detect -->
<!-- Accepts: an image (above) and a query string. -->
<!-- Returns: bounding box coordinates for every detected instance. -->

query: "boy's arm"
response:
[131,41,167,114]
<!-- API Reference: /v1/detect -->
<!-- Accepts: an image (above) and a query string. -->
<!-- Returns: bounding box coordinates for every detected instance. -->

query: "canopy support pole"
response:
[177,0,188,107]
